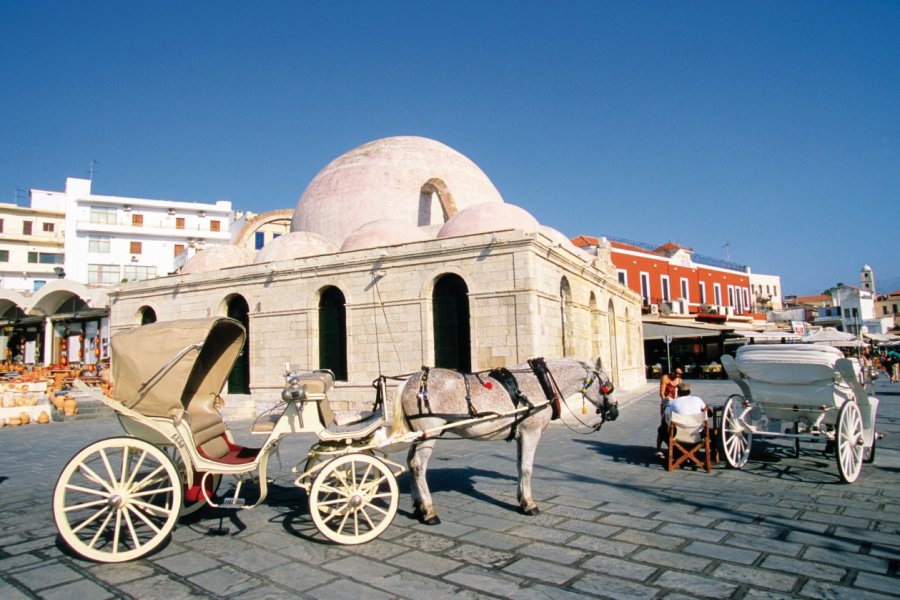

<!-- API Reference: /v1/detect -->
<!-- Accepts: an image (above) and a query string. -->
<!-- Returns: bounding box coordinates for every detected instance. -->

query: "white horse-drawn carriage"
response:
[53,317,617,562]
[720,343,879,483]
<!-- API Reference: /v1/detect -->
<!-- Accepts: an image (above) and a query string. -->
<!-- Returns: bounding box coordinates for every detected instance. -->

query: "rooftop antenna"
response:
[88,159,99,181]
[721,241,731,261]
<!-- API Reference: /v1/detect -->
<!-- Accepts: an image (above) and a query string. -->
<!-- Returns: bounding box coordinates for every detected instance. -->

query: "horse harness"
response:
[413,357,564,441]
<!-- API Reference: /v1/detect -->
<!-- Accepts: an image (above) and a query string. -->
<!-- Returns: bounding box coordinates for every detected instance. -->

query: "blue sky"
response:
[2,1,898,296]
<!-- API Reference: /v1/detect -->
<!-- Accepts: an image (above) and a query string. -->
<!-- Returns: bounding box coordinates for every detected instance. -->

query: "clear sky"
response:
[2,1,898,296]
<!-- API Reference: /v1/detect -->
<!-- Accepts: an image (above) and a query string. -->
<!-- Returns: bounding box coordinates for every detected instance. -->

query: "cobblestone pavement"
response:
[2,378,899,599]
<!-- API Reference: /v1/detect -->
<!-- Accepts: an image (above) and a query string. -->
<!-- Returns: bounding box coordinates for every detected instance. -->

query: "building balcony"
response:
[76,220,231,240]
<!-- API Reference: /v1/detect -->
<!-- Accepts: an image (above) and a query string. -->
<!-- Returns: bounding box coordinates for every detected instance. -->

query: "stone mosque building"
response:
[110,137,645,415]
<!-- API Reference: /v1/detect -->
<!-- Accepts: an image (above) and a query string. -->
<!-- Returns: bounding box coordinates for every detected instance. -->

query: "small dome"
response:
[539,226,591,258]
[437,202,539,239]
[254,232,338,263]
[340,219,431,252]
[180,245,255,274]
[292,136,504,242]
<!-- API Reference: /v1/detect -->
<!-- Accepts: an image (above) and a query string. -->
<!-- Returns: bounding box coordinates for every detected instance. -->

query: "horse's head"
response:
[579,360,619,425]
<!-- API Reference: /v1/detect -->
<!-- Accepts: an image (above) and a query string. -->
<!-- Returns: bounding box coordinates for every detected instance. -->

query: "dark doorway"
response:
[433,274,471,372]
[227,295,250,394]
[319,287,348,380]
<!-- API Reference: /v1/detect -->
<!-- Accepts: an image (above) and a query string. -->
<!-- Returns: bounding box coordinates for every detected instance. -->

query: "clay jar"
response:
[19,412,30,425]
[37,411,50,424]
[63,397,78,416]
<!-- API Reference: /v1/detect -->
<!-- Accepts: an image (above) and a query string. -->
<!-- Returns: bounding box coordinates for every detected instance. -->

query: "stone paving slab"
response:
[1,379,899,598]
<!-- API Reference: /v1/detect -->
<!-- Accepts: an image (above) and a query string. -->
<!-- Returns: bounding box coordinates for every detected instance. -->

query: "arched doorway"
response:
[226,295,250,394]
[607,299,619,386]
[319,287,348,381]
[139,306,157,325]
[433,274,471,372]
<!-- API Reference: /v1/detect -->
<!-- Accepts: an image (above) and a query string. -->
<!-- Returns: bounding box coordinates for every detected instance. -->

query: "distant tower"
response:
[860,264,875,294]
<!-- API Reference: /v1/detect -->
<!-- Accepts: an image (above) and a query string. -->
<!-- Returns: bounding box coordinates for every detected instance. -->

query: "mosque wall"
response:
[111,230,644,417]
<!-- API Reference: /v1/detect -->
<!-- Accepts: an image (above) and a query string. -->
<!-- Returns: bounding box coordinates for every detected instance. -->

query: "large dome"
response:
[291,136,504,243]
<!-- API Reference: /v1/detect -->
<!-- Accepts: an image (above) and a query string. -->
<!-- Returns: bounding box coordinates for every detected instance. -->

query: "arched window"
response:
[319,287,348,381]
[227,295,250,394]
[560,278,573,357]
[433,274,471,371]
[139,306,157,325]
[589,292,600,359]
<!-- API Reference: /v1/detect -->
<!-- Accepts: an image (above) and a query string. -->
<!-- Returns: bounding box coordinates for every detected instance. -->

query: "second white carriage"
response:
[720,343,879,483]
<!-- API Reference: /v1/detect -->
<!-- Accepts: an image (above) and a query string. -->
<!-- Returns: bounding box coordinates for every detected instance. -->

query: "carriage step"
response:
[220,497,246,508]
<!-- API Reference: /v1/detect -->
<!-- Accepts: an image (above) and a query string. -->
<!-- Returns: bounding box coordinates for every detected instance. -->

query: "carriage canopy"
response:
[110,317,246,419]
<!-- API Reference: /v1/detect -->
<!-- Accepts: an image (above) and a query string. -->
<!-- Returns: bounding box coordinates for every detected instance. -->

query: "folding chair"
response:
[666,412,712,472]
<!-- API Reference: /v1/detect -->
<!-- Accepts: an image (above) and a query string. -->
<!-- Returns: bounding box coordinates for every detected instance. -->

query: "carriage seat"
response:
[314,396,385,441]
[187,399,260,465]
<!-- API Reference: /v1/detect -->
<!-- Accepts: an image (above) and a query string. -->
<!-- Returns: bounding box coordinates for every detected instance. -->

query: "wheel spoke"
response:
[87,509,116,549]
[70,505,112,534]
[130,498,175,517]
[130,485,177,499]
[64,498,110,512]
[131,465,168,495]
[126,503,164,534]
[99,448,118,487]
[112,509,123,553]
[123,449,149,489]
[120,445,130,486]
[122,506,141,548]
[77,463,114,494]
[64,483,111,498]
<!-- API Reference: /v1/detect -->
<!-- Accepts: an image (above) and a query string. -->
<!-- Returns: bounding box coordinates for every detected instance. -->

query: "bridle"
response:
[578,367,619,427]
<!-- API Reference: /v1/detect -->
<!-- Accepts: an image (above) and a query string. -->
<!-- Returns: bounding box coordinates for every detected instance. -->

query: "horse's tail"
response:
[388,376,412,437]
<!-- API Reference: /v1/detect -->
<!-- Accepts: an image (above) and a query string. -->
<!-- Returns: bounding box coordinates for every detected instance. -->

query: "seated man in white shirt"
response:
[665,383,708,421]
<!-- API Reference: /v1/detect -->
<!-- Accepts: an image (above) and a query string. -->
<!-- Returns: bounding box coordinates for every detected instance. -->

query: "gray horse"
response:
[390,358,617,524]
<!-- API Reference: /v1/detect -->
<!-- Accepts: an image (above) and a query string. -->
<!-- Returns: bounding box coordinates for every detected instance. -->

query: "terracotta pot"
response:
[37,411,50,424]
[7,417,20,427]
[52,395,65,410]
[19,412,30,425]
[64,397,78,416]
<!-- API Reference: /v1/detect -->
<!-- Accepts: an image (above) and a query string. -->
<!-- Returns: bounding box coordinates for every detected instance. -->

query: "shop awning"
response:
[643,322,728,341]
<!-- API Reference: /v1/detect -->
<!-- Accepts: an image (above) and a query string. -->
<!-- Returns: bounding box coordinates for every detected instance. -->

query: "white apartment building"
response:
[748,272,784,313]
[30,178,232,286]
[0,195,66,292]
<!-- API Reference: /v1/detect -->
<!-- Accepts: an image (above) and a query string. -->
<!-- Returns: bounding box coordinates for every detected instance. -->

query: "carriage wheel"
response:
[836,401,864,484]
[720,395,752,469]
[163,446,222,517]
[53,437,182,562]
[309,453,398,545]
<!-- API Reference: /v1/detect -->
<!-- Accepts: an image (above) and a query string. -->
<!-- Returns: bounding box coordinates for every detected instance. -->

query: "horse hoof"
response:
[413,506,441,525]
[519,506,540,516]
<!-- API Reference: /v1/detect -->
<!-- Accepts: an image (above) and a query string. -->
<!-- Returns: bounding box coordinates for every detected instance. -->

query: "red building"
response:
[572,235,761,320]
